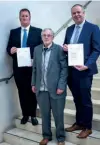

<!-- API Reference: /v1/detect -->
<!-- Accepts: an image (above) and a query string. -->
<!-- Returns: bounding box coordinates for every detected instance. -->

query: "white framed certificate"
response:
[68,44,84,66]
[17,47,32,67]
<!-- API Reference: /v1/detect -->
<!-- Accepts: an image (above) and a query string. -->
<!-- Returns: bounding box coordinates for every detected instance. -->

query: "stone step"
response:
[14,117,100,145]
[97,64,100,66]
[95,73,100,77]
[4,128,76,145]
[36,107,100,131]
[97,64,100,67]
[4,128,41,145]
[97,66,100,69]
[63,109,100,131]
[67,87,100,100]
[92,77,100,88]
[66,96,100,114]
[97,59,100,64]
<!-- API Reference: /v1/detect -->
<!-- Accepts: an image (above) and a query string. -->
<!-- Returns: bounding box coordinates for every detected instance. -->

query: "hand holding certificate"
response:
[17,47,32,67]
[68,44,84,66]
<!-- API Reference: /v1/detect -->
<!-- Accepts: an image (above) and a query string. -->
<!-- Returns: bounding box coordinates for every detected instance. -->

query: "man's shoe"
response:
[21,116,29,124]
[65,123,84,132]
[39,138,52,145]
[31,117,38,125]
[58,141,65,145]
[77,129,92,138]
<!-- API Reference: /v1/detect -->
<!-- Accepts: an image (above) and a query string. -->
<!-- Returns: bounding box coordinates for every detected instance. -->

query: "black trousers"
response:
[13,66,37,117]
[68,68,93,129]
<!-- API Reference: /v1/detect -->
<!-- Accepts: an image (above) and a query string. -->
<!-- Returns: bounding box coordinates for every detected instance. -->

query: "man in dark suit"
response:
[7,8,42,125]
[32,28,67,145]
[63,4,100,138]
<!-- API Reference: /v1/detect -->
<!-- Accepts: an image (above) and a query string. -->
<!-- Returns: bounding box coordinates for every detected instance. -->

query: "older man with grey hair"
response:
[31,28,68,145]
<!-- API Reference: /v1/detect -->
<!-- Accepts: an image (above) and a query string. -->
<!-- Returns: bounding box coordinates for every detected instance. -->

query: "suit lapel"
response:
[27,26,32,46]
[78,21,87,43]
[68,25,75,43]
[47,44,55,73]
[38,44,43,71]
[17,27,21,47]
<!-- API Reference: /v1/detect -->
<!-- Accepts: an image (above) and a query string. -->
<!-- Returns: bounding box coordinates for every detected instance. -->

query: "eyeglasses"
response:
[42,34,53,38]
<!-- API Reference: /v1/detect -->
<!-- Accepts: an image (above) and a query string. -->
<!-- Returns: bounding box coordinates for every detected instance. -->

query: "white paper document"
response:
[17,47,32,67]
[68,44,84,66]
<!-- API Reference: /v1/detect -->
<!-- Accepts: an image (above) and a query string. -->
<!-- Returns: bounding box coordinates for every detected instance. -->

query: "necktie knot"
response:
[43,48,48,56]
[23,28,27,32]
[76,25,80,29]
[44,48,48,51]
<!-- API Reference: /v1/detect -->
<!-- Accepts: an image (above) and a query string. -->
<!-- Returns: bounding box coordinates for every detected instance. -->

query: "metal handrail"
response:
[0,73,13,84]
[0,1,92,84]
[54,1,92,36]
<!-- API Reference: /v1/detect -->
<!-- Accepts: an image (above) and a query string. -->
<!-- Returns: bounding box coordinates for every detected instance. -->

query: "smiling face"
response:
[19,10,31,27]
[71,5,85,25]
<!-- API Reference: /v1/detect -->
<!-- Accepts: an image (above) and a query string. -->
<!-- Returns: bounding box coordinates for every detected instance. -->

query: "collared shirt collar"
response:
[75,19,85,28]
[43,42,53,50]
[21,25,30,31]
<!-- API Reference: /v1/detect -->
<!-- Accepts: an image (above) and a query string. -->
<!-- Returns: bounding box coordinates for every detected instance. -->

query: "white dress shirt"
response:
[70,20,85,44]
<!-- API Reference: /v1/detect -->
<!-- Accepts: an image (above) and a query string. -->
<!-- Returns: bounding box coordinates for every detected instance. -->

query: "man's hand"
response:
[32,86,36,93]
[63,44,68,52]
[10,47,17,54]
[57,89,64,95]
[74,65,88,71]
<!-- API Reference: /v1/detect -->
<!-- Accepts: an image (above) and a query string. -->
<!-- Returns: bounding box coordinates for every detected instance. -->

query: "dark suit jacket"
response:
[64,21,100,75]
[31,43,68,99]
[7,26,42,71]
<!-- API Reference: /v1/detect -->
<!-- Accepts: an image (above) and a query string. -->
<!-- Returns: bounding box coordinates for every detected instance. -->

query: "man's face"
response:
[19,11,31,27]
[71,6,85,24]
[42,30,54,46]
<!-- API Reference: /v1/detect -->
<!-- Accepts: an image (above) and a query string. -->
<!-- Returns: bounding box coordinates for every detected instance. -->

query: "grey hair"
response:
[41,28,55,37]
[71,4,85,12]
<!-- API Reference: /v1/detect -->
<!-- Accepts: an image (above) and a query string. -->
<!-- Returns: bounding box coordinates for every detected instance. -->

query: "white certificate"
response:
[68,44,84,66]
[17,47,32,67]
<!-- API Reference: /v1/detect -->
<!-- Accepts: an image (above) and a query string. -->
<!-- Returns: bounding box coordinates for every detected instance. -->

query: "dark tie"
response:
[73,25,80,43]
[43,48,48,56]
[22,29,27,47]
